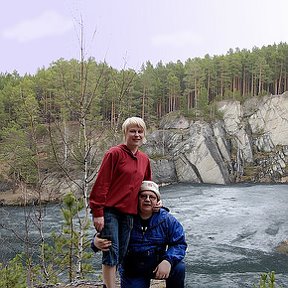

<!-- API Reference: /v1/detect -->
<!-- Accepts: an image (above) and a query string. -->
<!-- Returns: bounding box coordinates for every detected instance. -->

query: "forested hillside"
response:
[1,42,288,193]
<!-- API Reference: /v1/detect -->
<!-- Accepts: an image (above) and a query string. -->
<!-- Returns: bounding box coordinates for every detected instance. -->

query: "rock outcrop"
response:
[145,92,288,185]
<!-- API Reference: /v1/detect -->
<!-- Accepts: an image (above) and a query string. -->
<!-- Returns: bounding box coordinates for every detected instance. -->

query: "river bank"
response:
[0,187,61,206]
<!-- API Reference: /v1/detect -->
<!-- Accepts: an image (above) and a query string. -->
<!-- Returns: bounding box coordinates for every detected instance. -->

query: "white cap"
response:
[139,181,160,200]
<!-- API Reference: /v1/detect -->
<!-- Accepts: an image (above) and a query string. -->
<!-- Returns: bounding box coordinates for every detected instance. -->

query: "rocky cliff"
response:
[144,92,288,185]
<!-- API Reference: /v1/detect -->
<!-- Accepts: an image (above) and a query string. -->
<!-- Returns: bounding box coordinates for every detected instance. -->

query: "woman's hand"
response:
[93,216,104,231]
[153,200,163,212]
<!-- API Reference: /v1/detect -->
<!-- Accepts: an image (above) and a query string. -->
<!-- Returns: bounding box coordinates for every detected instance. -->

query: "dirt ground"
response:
[51,279,165,288]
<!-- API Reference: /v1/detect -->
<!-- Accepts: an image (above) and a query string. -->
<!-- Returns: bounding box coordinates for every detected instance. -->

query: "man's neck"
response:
[139,212,152,220]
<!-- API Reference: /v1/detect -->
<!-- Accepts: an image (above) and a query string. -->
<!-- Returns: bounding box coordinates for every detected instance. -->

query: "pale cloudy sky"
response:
[1,0,288,75]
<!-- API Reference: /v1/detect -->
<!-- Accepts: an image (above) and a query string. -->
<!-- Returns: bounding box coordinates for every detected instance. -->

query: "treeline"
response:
[1,42,288,131]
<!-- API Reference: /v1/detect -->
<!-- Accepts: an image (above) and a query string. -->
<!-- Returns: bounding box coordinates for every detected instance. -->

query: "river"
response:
[1,183,288,287]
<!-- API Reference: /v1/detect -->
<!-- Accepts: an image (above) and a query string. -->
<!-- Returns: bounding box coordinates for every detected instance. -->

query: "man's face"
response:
[138,191,158,212]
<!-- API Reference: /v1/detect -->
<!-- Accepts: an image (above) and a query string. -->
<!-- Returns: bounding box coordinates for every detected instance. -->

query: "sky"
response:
[1,0,288,75]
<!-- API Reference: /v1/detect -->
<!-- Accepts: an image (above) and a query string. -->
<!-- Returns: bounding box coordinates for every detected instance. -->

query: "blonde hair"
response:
[122,117,147,143]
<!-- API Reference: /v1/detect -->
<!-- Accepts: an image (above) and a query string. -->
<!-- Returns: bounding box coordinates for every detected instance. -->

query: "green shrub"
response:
[0,255,26,288]
[253,271,284,288]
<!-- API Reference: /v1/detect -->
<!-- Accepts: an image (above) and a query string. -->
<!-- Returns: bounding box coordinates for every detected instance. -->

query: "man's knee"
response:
[172,261,185,276]
[166,261,185,288]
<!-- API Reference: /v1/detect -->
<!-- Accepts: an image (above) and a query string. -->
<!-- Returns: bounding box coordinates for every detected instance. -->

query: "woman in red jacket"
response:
[89,117,152,288]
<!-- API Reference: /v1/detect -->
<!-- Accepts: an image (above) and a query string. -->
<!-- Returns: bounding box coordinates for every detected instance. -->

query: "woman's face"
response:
[125,125,145,149]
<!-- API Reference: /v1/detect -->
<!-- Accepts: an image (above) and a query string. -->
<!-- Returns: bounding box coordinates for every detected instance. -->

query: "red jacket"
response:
[89,144,152,217]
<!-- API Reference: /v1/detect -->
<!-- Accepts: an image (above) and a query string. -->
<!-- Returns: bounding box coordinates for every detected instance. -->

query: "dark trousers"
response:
[120,260,185,288]
[166,261,185,288]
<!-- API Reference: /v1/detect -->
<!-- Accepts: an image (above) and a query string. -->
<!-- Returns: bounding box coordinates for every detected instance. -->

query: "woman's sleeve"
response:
[89,151,115,217]
[144,158,152,181]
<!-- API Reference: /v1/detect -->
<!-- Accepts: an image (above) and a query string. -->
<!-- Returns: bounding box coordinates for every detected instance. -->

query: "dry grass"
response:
[276,240,288,254]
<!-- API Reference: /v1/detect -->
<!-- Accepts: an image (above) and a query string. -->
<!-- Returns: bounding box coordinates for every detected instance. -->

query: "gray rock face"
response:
[150,159,177,184]
[144,93,288,185]
[173,121,231,184]
[247,92,288,146]
[145,120,232,185]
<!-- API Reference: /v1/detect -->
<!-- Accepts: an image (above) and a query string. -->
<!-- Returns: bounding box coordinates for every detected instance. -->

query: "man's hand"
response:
[93,216,104,231]
[153,259,171,279]
[93,233,112,251]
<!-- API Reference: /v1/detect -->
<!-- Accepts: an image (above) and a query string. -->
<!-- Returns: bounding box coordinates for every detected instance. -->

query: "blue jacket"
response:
[124,208,187,269]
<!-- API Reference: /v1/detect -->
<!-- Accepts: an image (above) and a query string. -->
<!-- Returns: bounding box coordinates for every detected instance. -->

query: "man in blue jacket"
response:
[92,180,187,288]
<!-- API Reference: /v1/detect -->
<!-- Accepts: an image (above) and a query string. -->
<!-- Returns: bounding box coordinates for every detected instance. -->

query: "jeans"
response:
[120,260,186,288]
[100,208,133,266]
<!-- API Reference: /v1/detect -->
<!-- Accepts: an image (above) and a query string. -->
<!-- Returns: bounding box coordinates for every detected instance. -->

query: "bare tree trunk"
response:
[142,86,146,119]
[278,63,283,94]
